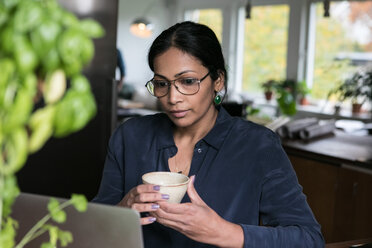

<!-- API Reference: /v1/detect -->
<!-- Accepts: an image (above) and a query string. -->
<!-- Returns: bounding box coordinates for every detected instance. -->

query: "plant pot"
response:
[299,97,309,105]
[264,91,273,101]
[352,103,363,113]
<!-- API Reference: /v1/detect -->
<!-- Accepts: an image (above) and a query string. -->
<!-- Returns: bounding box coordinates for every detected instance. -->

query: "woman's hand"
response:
[151,176,244,248]
[118,184,169,225]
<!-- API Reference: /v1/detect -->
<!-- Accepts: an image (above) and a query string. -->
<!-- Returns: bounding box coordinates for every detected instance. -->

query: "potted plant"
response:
[275,79,297,116]
[0,0,104,247]
[261,79,277,101]
[327,65,372,114]
[296,80,311,105]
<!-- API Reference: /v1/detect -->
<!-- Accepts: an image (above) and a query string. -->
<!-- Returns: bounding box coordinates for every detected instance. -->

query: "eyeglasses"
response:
[145,72,210,97]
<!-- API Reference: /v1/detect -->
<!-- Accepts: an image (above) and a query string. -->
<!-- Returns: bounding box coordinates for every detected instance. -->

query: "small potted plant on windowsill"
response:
[296,80,311,105]
[327,64,372,114]
[261,79,277,101]
[275,79,297,116]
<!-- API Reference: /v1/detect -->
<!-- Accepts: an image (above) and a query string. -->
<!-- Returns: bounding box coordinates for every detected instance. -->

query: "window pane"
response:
[186,9,223,43]
[242,5,289,93]
[311,1,372,100]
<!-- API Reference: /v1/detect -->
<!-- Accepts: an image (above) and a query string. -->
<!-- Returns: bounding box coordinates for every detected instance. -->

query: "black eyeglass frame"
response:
[145,72,210,97]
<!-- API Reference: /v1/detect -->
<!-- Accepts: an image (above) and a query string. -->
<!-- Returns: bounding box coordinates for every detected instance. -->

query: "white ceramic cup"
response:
[142,172,190,203]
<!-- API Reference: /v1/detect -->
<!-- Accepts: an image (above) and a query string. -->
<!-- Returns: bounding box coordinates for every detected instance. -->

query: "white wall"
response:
[116,0,175,86]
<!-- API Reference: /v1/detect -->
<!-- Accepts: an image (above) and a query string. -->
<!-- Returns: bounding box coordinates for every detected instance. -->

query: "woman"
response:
[93,21,324,247]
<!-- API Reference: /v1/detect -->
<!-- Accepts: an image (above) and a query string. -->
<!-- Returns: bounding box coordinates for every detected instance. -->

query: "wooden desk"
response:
[326,238,372,248]
[282,130,372,171]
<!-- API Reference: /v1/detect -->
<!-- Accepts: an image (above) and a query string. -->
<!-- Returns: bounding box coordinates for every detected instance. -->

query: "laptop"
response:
[11,193,144,248]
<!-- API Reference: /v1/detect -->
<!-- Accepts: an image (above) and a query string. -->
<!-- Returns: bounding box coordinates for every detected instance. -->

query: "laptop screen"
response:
[11,193,144,248]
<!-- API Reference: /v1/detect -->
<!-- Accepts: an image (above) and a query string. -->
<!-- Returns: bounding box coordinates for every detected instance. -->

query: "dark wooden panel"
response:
[333,167,372,241]
[289,155,339,243]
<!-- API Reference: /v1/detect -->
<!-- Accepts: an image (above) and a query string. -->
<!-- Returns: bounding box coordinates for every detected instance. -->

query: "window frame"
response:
[175,0,369,104]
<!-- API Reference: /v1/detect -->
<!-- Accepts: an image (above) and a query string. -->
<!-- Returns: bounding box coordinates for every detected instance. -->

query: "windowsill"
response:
[249,97,372,123]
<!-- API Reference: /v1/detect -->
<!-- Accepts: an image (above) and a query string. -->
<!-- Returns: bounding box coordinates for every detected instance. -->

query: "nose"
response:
[167,82,183,104]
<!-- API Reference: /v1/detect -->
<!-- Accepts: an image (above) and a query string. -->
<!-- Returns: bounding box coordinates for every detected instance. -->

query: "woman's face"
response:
[153,47,223,129]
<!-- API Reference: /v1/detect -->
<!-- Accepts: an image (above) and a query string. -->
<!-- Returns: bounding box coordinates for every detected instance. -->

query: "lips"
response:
[169,110,188,118]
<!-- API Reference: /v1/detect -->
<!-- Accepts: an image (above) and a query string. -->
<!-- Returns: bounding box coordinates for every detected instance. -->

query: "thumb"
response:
[187,175,205,205]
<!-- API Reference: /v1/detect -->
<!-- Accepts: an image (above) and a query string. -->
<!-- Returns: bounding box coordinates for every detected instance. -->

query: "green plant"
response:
[261,79,277,92]
[327,64,372,106]
[274,79,297,116]
[296,80,310,98]
[0,0,104,247]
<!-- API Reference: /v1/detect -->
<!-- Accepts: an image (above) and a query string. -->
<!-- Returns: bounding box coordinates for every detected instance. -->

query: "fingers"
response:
[129,184,169,204]
[141,216,157,225]
[157,201,192,214]
[133,184,161,195]
[132,202,160,213]
[187,175,205,205]
[134,192,169,203]
[150,207,186,227]
[119,184,169,211]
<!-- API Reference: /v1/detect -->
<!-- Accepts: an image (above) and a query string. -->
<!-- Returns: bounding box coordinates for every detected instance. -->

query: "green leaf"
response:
[70,194,88,212]
[47,198,60,212]
[53,97,74,137]
[13,1,43,33]
[0,217,18,248]
[79,19,105,38]
[51,208,67,223]
[48,225,58,245]
[71,74,91,92]
[0,5,8,28]
[14,43,39,75]
[31,19,62,58]
[3,86,34,132]
[58,230,73,247]
[1,175,20,217]
[57,28,95,73]
[47,198,67,223]
[28,105,56,153]
[0,58,15,88]
[80,36,94,65]
[41,242,55,248]
[3,0,20,9]
[60,10,79,28]
[1,128,28,175]
[41,48,61,73]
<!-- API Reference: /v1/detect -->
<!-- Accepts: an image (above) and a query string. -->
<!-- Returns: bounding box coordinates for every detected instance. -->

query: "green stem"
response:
[27,228,48,243]
[15,200,71,248]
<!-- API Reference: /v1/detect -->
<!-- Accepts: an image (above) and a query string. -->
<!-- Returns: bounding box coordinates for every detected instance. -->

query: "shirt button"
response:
[197,148,202,153]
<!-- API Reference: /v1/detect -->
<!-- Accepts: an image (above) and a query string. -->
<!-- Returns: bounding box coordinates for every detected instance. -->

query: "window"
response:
[185,9,223,43]
[242,5,289,94]
[308,1,372,100]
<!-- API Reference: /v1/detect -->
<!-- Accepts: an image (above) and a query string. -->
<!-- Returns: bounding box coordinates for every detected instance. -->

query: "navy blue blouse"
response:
[93,107,324,247]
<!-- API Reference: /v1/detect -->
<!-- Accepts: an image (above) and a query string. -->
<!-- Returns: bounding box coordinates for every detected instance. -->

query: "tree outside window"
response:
[311,1,372,100]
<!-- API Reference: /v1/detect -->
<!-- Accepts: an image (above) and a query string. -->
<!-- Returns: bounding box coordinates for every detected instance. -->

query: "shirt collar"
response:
[155,106,234,150]
[202,106,233,150]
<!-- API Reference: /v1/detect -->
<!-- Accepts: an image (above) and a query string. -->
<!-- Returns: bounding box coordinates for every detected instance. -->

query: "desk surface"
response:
[326,238,372,248]
[282,130,372,170]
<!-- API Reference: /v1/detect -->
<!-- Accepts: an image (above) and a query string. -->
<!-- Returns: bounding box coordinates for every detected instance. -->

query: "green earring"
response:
[214,94,222,105]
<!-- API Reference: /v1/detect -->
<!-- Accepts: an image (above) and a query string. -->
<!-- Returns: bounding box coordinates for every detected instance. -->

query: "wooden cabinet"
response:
[333,166,372,242]
[288,155,372,243]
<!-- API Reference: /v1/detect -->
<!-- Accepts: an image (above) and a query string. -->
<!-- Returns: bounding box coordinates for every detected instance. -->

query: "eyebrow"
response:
[154,70,196,80]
